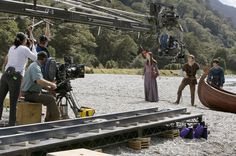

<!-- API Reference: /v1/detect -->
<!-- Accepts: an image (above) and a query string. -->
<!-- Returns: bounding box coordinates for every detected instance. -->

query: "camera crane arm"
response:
[0,0,152,32]
[0,0,182,33]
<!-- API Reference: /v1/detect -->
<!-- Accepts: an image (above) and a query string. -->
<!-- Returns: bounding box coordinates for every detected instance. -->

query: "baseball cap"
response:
[39,35,48,42]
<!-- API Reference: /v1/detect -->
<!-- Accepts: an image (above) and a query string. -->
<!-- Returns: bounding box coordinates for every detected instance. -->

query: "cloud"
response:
[219,0,236,7]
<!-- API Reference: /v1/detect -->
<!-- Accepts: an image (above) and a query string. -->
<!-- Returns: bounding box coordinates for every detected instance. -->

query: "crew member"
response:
[36,22,51,57]
[36,35,50,57]
[207,59,225,88]
[174,54,200,106]
[0,32,37,126]
[22,52,60,122]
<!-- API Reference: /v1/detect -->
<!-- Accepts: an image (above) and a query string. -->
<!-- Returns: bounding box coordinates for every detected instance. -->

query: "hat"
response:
[188,54,195,60]
[39,35,48,42]
[16,32,27,41]
[212,59,219,64]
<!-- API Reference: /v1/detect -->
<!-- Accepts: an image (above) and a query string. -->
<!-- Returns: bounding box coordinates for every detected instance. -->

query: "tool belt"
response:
[183,77,197,85]
[5,67,21,80]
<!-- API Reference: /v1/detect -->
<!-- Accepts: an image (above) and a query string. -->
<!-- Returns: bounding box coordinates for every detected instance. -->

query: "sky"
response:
[219,0,236,8]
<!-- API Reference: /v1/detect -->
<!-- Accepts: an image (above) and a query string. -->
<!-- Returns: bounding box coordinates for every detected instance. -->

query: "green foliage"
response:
[213,48,228,61]
[81,54,100,68]
[105,60,118,69]
[164,63,181,70]
[227,54,236,71]
[95,29,138,68]
[130,55,146,68]
[47,46,56,57]
[0,0,236,72]
[51,23,97,58]
[219,58,227,70]
[0,19,19,65]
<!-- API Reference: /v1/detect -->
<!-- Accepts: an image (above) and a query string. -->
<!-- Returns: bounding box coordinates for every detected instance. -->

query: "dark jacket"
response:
[207,66,225,87]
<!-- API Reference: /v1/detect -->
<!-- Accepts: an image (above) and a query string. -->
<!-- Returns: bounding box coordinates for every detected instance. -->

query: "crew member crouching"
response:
[22,52,60,122]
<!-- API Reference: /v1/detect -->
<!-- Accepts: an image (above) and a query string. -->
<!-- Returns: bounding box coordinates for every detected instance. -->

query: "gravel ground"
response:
[2,74,236,156]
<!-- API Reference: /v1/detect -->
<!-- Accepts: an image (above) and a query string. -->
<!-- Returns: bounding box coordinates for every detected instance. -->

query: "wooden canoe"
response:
[198,73,236,113]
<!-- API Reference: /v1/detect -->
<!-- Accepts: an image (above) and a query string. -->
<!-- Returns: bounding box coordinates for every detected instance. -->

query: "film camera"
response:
[55,56,85,93]
[52,56,87,119]
[41,55,86,118]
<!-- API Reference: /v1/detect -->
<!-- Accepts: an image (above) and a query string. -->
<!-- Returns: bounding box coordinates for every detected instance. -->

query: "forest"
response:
[0,0,236,72]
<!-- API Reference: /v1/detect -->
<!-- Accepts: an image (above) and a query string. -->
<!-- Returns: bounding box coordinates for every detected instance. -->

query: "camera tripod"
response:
[56,90,81,119]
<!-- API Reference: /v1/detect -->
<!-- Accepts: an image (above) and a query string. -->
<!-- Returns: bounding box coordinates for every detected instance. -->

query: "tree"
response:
[213,48,228,61]
[0,20,19,65]
[50,23,97,62]
[227,54,236,71]
[114,35,138,68]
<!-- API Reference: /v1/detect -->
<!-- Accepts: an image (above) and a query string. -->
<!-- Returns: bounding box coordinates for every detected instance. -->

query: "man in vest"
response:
[174,54,200,106]
[22,52,60,121]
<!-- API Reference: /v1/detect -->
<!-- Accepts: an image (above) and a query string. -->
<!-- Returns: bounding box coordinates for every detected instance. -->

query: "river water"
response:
[224,76,236,93]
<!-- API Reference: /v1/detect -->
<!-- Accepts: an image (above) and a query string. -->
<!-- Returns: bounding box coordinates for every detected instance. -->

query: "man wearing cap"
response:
[207,59,225,88]
[36,35,50,57]
[22,52,60,122]
[174,54,200,106]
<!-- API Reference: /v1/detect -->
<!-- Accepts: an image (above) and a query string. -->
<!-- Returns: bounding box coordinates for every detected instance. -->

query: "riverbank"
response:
[92,68,180,76]
[1,74,236,155]
[91,68,236,76]
[75,74,236,155]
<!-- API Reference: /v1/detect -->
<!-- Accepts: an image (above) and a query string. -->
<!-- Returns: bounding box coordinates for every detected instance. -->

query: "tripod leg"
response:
[56,92,81,119]
[67,95,80,118]
[56,95,69,119]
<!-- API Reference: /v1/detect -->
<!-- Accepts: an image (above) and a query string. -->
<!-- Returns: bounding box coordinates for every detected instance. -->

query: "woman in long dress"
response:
[143,52,159,102]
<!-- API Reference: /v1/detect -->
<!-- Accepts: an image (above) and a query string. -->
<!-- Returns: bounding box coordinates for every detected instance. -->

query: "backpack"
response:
[41,57,57,81]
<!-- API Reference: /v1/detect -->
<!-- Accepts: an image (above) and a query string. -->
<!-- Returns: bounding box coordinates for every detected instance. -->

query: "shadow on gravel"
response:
[127,100,149,104]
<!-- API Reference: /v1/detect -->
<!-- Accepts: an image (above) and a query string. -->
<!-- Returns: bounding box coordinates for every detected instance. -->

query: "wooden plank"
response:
[159,129,180,138]
[128,137,151,150]
[46,148,112,156]
[16,102,42,125]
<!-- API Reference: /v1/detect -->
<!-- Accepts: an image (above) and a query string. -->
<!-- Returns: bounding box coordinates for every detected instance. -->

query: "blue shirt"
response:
[22,61,43,93]
[207,66,225,87]
[36,44,50,57]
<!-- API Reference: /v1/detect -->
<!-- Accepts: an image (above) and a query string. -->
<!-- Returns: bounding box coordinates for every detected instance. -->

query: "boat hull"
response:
[198,74,236,113]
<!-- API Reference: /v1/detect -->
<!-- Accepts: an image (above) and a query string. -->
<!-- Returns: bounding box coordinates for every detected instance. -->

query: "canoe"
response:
[198,73,236,113]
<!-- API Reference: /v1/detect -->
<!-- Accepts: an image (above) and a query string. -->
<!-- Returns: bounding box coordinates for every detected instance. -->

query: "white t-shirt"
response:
[5,45,37,76]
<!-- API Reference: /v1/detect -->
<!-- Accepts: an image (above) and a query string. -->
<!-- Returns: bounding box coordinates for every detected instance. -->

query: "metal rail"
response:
[0,108,189,146]
[0,107,161,136]
[0,107,203,155]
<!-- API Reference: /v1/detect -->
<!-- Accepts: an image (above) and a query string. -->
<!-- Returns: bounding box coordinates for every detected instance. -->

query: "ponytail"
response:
[14,32,27,49]
[14,37,22,49]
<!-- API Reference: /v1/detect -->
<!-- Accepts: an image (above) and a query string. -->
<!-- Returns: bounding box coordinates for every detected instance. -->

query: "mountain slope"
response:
[208,0,236,27]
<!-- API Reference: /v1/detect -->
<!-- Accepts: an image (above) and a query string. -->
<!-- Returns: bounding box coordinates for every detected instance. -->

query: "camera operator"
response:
[22,52,60,122]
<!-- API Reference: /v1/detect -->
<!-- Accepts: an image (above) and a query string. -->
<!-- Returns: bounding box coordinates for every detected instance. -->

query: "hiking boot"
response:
[174,101,179,105]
